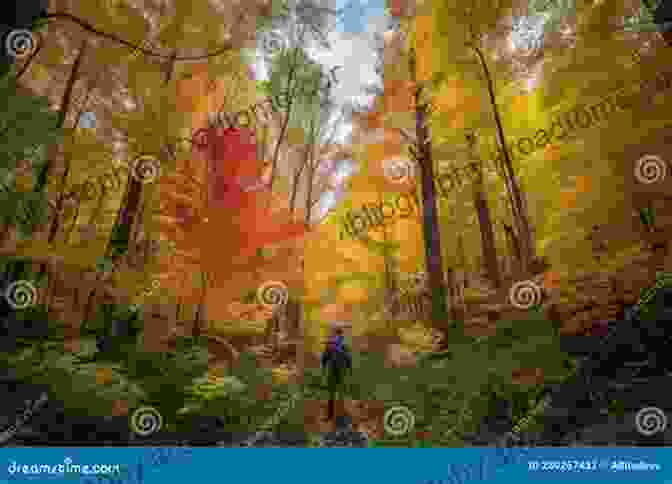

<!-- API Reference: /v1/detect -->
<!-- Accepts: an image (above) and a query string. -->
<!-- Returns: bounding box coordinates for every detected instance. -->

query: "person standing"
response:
[321,327,352,422]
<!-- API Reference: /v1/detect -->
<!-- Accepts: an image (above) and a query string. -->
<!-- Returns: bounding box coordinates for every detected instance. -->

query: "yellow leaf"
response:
[95,367,116,386]
[14,172,33,192]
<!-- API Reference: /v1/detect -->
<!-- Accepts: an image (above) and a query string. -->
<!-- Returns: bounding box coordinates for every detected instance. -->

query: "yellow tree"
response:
[424,0,542,275]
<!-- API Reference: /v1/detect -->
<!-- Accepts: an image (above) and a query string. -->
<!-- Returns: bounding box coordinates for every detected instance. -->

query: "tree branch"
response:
[43,12,235,61]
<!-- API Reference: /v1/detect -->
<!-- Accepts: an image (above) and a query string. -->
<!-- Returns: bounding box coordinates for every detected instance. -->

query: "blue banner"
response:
[0,448,669,484]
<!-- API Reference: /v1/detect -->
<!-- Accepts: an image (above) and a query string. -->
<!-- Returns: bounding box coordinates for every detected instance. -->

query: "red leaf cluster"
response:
[182,127,307,259]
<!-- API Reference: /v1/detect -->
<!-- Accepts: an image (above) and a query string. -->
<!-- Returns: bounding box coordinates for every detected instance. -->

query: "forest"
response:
[1,0,672,447]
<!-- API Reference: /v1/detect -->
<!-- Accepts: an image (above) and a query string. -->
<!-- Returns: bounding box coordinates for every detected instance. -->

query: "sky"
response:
[252,0,389,219]
[254,0,388,144]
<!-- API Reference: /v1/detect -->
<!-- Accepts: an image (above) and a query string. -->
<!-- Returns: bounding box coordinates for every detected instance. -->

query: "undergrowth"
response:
[1,299,581,446]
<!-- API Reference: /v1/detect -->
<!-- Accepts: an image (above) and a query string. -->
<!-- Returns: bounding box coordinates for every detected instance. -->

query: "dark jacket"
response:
[321,340,353,374]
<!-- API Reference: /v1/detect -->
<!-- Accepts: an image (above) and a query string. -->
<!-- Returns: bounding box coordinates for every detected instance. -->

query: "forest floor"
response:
[3,239,671,446]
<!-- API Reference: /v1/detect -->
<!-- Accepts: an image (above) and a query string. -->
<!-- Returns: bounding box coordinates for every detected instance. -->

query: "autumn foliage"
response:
[185,126,307,258]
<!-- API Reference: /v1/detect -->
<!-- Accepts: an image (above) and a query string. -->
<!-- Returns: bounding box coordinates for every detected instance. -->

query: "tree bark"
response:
[304,154,315,225]
[468,42,535,274]
[289,145,309,217]
[264,316,274,345]
[457,233,468,288]
[472,168,501,288]
[47,156,72,244]
[64,201,81,244]
[268,48,302,192]
[445,267,462,321]
[193,270,208,338]
[50,63,104,243]
[35,39,87,193]
[409,50,453,343]
[502,221,522,276]
[32,39,87,283]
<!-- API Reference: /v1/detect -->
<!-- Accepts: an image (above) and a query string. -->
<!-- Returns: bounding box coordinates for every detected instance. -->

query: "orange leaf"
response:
[383,80,415,114]
[559,189,577,209]
[175,64,210,113]
[543,270,562,290]
[575,175,592,193]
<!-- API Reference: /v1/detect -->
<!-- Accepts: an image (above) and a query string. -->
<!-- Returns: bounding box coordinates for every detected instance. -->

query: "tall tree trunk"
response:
[409,50,453,343]
[0,224,11,248]
[264,317,274,345]
[472,171,501,288]
[50,64,102,243]
[193,302,204,339]
[294,299,305,385]
[193,270,208,338]
[64,201,81,243]
[48,157,72,244]
[381,194,398,300]
[502,221,522,275]
[32,39,87,283]
[289,145,309,217]
[285,299,302,339]
[445,267,461,321]
[35,39,87,193]
[469,43,535,274]
[304,157,315,225]
[107,52,176,264]
[457,232,468,288]
[268,48,302,192]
